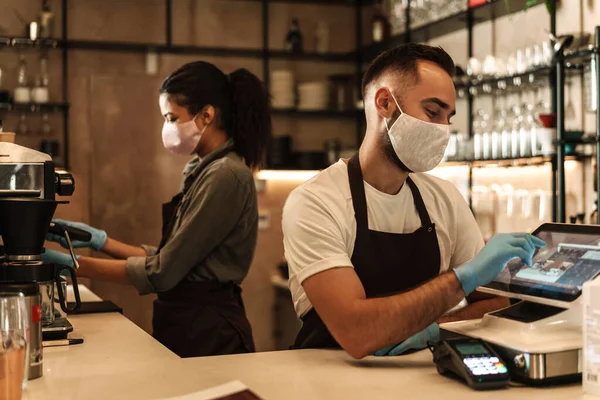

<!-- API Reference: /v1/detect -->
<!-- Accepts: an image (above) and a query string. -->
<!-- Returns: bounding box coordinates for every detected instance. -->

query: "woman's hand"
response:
[46,219,107,252]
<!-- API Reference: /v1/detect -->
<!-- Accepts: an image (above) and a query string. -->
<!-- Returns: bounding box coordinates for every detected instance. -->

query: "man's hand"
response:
[453,233,545,296]
[302,267,465,359]
[374,323,439,356]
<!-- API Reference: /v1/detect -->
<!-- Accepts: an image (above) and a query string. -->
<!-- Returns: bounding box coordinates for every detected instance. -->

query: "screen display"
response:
[455,343,490,356]
[487,227,600,302]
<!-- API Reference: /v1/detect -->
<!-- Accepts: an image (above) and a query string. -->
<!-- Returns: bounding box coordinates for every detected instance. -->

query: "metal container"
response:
[584,57,598,113]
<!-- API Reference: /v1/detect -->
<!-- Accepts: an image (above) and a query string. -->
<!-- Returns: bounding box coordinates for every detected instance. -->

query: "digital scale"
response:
[441,223,600,385]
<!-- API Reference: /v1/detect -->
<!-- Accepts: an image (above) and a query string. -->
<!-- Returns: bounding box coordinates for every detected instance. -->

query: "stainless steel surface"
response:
[5,255,42,262]
[0,164,45,198]
[493,344,581,381]
[23,291,42,380]
[585,57,598,113]
[546,349,582,377]
[63,231,80,270]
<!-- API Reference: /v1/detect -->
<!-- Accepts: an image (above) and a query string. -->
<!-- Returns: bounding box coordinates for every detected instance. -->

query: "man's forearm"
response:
[102,237,147,259]
[77,256,131,285]
[438,296,510,324]
[345,271,466,357]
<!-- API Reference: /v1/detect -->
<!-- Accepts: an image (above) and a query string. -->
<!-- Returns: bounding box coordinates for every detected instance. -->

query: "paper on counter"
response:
[162,380,262,400]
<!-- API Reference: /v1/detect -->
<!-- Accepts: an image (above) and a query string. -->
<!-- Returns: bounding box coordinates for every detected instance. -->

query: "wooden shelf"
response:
[272,108,360,118]
[0,102,69,113]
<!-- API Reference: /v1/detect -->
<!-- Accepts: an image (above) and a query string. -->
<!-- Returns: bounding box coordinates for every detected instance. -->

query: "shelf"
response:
[0,102,69,113]
[269,50,353,62]
[359,0,545,61]
[3,39,352,62]
[456,66,552,93]
[244,0,362,6]
[440,153,592,168]
[0,37,60,49]
[272,108,360,118]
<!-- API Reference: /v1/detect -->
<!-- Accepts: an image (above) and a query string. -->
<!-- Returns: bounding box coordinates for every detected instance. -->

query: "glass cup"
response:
[0,293,29,398]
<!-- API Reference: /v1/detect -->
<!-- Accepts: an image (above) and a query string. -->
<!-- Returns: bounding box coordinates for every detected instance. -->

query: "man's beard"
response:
[380,112,412,173]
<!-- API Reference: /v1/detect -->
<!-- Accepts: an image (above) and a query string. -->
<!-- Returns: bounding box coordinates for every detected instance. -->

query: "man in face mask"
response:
[282,43,544,359]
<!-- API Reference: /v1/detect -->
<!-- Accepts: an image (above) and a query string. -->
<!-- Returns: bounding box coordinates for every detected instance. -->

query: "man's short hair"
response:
[361,43,456,97]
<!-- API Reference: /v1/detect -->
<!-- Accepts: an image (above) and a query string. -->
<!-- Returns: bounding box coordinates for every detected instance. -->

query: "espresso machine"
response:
[0,142,88,379]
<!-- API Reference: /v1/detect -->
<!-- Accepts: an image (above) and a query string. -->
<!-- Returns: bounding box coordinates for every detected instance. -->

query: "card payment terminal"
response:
[430,338,510,390]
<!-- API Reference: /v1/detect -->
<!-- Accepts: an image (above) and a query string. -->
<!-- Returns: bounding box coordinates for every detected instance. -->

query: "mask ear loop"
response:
[194,113,209,135]
[384,89,403,132]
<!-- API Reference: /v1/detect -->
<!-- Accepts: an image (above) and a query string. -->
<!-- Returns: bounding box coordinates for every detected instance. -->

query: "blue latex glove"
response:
[374,323,440,356]
[46,219,107,252]
[41,249,77,269]
[453,233,546,296]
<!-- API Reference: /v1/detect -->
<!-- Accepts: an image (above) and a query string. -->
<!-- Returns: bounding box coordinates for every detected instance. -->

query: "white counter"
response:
[24,287,593,400]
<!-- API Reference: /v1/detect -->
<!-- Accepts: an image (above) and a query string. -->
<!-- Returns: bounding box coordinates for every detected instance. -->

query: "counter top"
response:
[24,287,593,400]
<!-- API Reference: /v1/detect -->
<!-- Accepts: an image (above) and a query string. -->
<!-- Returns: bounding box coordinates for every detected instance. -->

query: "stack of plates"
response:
[298,81,330,111]
[271,70,295,109]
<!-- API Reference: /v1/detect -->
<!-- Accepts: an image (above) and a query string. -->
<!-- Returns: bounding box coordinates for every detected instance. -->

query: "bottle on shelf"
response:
[372,0,391,43]
[39,0,54,39]
[40,114,61,165]
[16,114,29,136]
[32,55,49,104]
[39,113,52,138]
[315,21,329,54]
[14,53,31,104]
[284,18,303,54]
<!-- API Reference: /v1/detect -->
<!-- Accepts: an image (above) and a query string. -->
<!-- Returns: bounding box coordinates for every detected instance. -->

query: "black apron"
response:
[152,146,255,358]
[294,154,442,349]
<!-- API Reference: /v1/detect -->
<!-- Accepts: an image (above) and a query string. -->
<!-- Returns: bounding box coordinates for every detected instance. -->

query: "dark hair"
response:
[361,43,455,97]
[160,61,272,169]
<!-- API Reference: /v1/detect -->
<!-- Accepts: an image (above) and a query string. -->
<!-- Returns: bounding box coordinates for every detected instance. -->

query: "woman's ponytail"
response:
[228,69,272,169]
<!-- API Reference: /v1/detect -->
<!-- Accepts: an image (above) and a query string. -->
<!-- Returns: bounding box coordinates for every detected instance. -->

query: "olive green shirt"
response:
[126,139,258,295]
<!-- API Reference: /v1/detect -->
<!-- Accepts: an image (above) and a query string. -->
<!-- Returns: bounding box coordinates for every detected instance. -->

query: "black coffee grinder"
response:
[0,142,89,379]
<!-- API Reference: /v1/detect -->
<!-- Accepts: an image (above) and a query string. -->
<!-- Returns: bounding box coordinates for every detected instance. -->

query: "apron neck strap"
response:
[348,154,369,233]
[347,154,433,229]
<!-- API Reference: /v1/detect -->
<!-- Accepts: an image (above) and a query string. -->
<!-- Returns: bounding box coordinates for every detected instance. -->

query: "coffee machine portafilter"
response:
[0,143,88,380]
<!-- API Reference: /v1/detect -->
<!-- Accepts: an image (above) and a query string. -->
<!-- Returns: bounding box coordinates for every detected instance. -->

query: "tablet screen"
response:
[484,226,600,302]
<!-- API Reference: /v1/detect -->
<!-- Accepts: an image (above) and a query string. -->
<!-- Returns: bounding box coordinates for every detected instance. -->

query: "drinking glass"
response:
[482,55,497,78]
[516,49,527,74]
[0,293,29,399]
[541,41,552,66]
[511,105,523,158]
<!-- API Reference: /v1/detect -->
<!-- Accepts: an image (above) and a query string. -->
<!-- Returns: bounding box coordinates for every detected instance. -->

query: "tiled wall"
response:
[1,0,598,352]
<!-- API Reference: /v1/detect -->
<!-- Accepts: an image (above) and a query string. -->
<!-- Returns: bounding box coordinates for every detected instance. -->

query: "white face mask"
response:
[384,91,451,173]
[161,115,206,155]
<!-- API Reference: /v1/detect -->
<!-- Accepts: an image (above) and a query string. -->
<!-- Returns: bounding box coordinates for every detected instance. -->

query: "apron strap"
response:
[348,154,369,234]
[347,154,434,230]
[405,178,433,227]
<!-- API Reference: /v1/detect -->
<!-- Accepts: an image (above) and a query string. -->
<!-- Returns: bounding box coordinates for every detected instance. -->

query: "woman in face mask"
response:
[43,61,271,358]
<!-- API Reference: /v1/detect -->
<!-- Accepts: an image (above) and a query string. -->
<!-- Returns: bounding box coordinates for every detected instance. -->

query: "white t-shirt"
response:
[282,160,485,318]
